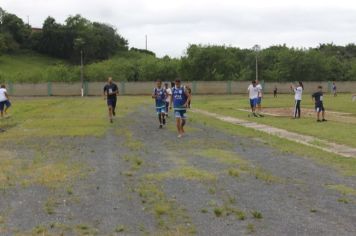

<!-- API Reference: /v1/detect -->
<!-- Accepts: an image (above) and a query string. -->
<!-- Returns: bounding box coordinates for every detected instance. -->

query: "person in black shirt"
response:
[103,77,119,123]
[312,86,327,122]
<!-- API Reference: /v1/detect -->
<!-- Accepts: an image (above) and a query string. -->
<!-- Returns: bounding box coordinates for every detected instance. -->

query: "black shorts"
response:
[107,98,117,108]
[315,102,325,112]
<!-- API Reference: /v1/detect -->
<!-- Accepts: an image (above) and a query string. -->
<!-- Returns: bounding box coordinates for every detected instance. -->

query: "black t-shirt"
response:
[104,83,118,99]
[312,91,323,104]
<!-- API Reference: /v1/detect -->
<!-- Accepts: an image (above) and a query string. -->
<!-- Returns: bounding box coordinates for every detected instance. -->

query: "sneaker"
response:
[178,134,182,138]
[317,119,322,122]
[110,119,113,123]
[322,119,327,122]
[159,124,163,129]
[163,119,166,125]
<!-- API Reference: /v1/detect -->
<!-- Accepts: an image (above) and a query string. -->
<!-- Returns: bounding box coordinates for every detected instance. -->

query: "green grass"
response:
[0,51,67,83]
[326,184,356,196]
[193,94,356,148]
[190,112,356,176]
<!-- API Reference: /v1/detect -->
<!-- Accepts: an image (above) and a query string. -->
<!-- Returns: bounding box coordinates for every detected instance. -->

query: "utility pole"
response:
[252,44,261,81]
[80,50,84,97]
[145,35,148,50]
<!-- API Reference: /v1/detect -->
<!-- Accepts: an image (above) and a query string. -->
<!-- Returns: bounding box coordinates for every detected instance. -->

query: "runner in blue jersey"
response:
[152,80,167,128]
[169,79,191,138]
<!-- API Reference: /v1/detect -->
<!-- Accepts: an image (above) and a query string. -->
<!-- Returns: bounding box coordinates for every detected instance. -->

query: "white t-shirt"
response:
[165,88,172,102]
[294,86,303,100]
[0,88,7,102]
[247,84,259,99]
[256,84,263,98]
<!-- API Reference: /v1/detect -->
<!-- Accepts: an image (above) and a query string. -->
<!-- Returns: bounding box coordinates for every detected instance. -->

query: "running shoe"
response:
[159,124,163,129]
[322,119,327,122]
[253,113,258,117]
[317,119,322,122]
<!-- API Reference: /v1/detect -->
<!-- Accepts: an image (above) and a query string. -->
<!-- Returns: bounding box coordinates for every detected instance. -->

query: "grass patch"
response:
[114,225,125,233]
[326,184,356,196]
[251,211,263,219]
[193,94,356,148]
[190,112,356,176]
[199,149,249,166]
[246,223,255,234]
[146,166,217,182]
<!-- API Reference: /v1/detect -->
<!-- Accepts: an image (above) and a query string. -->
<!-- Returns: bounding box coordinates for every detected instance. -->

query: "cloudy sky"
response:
[2,0,356,57]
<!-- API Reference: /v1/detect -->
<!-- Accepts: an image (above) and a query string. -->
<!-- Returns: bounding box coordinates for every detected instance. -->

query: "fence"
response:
[5,81,356,96]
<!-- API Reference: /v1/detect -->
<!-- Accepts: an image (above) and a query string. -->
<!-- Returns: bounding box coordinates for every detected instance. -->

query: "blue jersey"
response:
[154,88,166,108]
[172,87,188,110]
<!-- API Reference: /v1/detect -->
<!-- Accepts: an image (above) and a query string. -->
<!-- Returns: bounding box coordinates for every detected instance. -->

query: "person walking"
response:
[103,77,119,123]
[164,82,172,117]
[247,80,259,117]
[291,81,303,119]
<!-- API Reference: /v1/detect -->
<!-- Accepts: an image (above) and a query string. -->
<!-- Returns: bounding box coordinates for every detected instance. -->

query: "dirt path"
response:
[0,103,355,235]
[193,108,356,158]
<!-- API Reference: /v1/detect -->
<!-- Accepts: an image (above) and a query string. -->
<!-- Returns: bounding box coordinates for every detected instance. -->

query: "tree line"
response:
[1,7,356,82]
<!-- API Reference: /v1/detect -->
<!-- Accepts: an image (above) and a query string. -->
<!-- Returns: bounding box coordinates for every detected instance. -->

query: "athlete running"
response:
[247,80,259,117]
[164,82,172,117]
[152,80,167,128]
[169,79,191,138]
[0,85,11,118]
[103,77,119,123]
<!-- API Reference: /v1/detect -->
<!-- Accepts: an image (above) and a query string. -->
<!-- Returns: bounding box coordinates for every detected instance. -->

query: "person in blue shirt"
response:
[169,79,191,138]
[152,80,167,128]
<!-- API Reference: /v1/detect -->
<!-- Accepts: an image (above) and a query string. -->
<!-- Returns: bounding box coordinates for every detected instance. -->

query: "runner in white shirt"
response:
[164,82,172,117]
[0,84,11,118]
[247,80,259,117]
[290,81,303,118]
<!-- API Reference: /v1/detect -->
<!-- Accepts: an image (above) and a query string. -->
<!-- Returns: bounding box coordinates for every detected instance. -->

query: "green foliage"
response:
[181,44,356,81]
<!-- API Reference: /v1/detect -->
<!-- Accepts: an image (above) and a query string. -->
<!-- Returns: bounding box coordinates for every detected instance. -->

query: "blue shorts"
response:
[0,100,11,111]
[249,98,258,108]
[174,110,187,119]
[156,106,166,114]
[257,97,262,105]
[107,98,117,108]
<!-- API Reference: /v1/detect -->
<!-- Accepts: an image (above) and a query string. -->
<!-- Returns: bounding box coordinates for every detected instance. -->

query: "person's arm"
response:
[103,86,107,99]
[4,91,9,100]
[115,85,119,96]
[183,89,191,108]
[169,92,173,109]
[152,88,157,99]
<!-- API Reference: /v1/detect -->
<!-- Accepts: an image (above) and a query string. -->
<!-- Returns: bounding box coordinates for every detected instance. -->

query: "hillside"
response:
[0,51,69,83]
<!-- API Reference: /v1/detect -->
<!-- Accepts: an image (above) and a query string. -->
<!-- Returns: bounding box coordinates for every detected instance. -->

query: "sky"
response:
[2,0,356,57]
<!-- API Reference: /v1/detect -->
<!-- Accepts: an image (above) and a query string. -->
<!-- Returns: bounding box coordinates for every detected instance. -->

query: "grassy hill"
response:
[0,50,179,83]
[0,51,76,83]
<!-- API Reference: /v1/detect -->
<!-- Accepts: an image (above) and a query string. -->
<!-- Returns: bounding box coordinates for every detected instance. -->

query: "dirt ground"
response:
[0,103,356,235]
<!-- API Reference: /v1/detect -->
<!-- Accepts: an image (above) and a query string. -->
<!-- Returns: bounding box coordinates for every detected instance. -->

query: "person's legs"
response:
[4,101,11,115]
[108,106,113,122]
[297,100,301,118]
[112,98,117,116]
[0,102,4,118]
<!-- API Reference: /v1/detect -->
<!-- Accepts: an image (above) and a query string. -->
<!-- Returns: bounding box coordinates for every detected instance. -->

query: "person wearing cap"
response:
[103,77,119,123]
[169,79,191,138]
